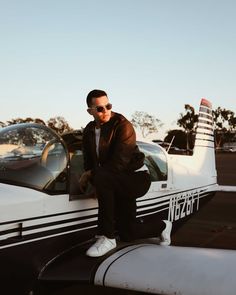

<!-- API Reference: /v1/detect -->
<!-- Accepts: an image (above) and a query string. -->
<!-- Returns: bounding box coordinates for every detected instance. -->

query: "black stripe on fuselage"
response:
[0,213,98,236]
[137,191,213,219]
[199,107,212,114]
[197,132,214,138]
[197,125,213,132]
[198,119,213,126]
[195,137,215,143]
[0,220,97,247]
[0,207,98,226]
[195,144,215,149]
[136,184,213,205]
[199,113,213,120]
[136,190,210,216]
[0,185,216,248]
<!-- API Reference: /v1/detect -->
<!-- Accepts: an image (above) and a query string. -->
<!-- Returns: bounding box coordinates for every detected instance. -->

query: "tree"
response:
[164,129,189,150]
[6,117,46,126]
[131,111,163,138]
[229,115,236,129]
[47,116,73,135]
[213,107,236,147]
[1,117,73,135]
[34,118,46,125]
[177,104,198,151]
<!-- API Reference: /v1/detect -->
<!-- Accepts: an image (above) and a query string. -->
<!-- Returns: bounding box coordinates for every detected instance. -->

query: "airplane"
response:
[0,98,236,295]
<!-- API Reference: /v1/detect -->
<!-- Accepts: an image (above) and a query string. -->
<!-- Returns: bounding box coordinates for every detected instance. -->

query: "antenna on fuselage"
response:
[167,135,175,153]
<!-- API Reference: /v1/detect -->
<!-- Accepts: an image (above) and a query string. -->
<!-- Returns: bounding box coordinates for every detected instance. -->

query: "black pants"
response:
[93,167,165,240]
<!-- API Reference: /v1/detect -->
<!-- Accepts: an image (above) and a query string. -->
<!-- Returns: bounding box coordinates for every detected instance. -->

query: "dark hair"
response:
[86,89,107,107]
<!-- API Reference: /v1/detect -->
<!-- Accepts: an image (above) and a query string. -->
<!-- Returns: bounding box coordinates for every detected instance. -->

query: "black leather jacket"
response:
[82,112,144,174]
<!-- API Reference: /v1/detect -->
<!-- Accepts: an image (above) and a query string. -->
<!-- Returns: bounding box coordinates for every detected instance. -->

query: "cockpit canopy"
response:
[0,124,168,195]
[0,124,68,193]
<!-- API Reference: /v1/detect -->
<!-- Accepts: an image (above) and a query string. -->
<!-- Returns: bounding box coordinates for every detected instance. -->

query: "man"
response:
[79,89,172,257]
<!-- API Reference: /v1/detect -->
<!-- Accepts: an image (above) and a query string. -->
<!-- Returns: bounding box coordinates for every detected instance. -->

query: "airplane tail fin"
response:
[193,98,217,181]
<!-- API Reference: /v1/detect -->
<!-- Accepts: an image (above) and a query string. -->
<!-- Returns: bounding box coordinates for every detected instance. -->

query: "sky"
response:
[1,0,236,140]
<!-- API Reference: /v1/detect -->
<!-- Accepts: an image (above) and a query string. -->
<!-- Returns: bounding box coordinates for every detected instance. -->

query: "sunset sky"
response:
[1,0,235,139]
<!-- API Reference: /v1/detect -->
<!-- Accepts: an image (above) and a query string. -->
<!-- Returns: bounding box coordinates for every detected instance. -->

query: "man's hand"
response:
[79,170,92,193]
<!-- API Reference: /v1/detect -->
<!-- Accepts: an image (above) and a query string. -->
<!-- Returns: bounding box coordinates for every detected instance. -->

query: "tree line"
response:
[171,105,236,149]
[131,104,236,150]
[0,116,73,135]
[1,104,236,150]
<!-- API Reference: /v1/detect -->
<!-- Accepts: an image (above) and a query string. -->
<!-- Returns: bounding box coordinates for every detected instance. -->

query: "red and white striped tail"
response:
[192,98,216,180]
[195,98,215,149]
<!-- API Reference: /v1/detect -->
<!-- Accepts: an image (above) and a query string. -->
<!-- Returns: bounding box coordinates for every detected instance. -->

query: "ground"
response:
[172,152,236,249]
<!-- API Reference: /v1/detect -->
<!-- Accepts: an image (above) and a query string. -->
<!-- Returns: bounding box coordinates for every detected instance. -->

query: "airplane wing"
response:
[39,240,236,295]
[215,185,236,193]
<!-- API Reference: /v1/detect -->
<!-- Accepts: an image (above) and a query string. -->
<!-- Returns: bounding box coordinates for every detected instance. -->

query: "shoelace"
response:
[94,236,115,250]
[93,236,106,248]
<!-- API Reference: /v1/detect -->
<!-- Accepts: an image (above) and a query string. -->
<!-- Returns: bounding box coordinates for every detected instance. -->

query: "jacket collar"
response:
[89,112,116,130]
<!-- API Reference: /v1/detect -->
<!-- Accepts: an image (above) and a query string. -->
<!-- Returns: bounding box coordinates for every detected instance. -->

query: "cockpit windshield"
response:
[0,124,69,193]
[138,141,168,181]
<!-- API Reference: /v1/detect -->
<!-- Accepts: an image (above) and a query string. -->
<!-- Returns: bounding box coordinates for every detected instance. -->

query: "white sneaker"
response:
[86,236,117,257]
[160,220,172,246]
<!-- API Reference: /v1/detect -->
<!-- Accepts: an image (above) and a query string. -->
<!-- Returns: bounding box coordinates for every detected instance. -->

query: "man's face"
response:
[88,95,112,125]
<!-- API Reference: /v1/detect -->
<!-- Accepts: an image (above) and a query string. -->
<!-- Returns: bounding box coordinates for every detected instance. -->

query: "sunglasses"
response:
[90,103,112,113]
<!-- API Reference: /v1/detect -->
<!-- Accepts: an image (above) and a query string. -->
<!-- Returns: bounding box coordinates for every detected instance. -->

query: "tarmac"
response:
[172,152,236,250]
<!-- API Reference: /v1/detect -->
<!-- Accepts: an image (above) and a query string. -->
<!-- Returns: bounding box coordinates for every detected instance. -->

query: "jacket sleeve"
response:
[102,120,137,172]
[82,126,94,172]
